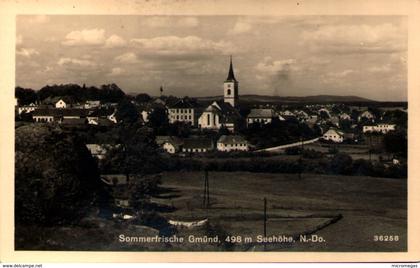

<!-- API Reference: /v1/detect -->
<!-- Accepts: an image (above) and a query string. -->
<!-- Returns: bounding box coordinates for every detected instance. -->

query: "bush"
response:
[329,153,353,175]
[15,124,102,226]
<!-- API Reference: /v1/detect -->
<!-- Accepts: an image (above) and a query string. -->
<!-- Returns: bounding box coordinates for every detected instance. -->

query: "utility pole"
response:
[203,169,210,209]
[263,197,267,251]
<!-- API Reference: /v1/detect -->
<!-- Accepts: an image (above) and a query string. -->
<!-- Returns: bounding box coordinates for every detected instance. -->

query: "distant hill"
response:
[196,94,376,104]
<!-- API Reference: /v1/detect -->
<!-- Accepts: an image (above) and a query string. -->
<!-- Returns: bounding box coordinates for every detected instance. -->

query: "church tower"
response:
[224,56,239,108]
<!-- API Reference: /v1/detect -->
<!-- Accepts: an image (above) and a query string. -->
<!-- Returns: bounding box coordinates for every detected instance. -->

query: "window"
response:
[227,89,231,95]
[207,114,210,125]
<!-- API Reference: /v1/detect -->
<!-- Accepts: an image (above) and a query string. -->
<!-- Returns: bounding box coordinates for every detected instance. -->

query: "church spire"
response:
[226,55,237,82]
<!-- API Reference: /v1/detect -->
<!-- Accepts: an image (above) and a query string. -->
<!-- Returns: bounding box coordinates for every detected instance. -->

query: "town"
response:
[15,57,406,158]
[15,57,407,251]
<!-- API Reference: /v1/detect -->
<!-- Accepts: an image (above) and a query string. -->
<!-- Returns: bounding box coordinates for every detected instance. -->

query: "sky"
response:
[16,15,407,101]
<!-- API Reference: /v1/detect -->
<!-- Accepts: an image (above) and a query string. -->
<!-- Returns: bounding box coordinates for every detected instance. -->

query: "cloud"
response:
[255,57,298,76]
[62,28,106,46]
[58,57,97,67]
[105,34,127,48]
[368,64,392,73]
[177,17,199,27]
[130,35,236,56]
[230,21,252,34]
[229,17,283,34]
[108,67,125,76]
[143,17,199,28]
[114,52,139,63]
[16,48,39,58]
[254,57,299,94]
[301,23,405,54]
[328,69,356,78]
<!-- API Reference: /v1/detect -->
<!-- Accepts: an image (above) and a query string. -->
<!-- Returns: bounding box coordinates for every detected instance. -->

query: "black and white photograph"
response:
[1,0,418,264]
[12,13,409,253]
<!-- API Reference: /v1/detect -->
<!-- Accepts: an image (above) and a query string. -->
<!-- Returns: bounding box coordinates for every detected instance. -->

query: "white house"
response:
[363,123,396,134]
[84,100,101,109]
[181,138,214,153]
[247,109,277,125]
[86,144,108,160]
[281,110,294,117]
[217,135,249,152]
[55,99,67,109]
[340,113,351,120]
[358,110,375,121]
[18,102,38,114]
[322,128,344,143]
[167,99,197,126]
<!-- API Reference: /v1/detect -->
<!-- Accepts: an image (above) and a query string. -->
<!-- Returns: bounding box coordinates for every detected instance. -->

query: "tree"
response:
[15,124,103,225]
[135,93,152,103]
[115,98,139,124]
[148,106,169,134]
[330,153,353,175]
[102,124,163,177]
[15,87,38,105]
[383,130,407,157]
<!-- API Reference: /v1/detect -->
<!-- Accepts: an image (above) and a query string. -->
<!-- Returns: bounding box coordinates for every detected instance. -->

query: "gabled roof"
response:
[183,138,213,149]
[247,109,277,118]
[168,99,196,109]
[61,118,87,125]
[217,135,248,144]
[33,108,88,117]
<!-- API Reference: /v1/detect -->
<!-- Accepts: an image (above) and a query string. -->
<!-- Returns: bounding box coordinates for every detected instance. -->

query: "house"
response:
[363,123,396,134]
[86,144,109,160]
[217,135,249,152]
[182,138,214,153]
[322,128,344,143]
[18,102,38,114]
[55,99,67,109]
[84,100,101,109]
[155,136,183,154]
[167,99,198,126]
[340,113,351,120]
[198,101,242,132]
[358,110,375,121]
[60,118,87,126]
[318,108,331,118]
[162,137,183,154]
[329,116,340,127]
[32,108,61,122]
[280,110,294,117]
[87,108,116,125]
[247,109,277,125]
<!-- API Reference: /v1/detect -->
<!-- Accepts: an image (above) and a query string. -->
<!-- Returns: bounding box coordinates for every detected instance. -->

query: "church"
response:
[198,56,242,132]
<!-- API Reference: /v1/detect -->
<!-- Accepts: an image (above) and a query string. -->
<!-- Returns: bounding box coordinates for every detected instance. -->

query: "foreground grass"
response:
[157,171,406,251]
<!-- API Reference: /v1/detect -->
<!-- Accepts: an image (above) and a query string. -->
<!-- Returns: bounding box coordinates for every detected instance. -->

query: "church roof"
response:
[225,56,237,82]
[247,109,277,119]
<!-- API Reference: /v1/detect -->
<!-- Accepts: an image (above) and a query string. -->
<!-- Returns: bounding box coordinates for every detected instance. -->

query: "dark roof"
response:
[217,135,248,144]
[33,108,89,117]
[168,99,196,109]
[183,138,213,149]
[32,108,62,117]
[225,56,237,82]
[88,108,114,117]
[60,118,87,125]
[247,109,277,118]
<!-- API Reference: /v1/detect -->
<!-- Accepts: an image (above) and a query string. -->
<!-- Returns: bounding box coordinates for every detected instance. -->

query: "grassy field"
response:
[155,171,406,251]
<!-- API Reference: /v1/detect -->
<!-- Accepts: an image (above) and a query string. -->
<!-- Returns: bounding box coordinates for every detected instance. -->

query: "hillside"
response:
[196,94,376,104]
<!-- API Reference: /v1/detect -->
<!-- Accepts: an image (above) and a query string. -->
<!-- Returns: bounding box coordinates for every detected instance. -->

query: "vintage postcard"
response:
[0,0,419,264]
